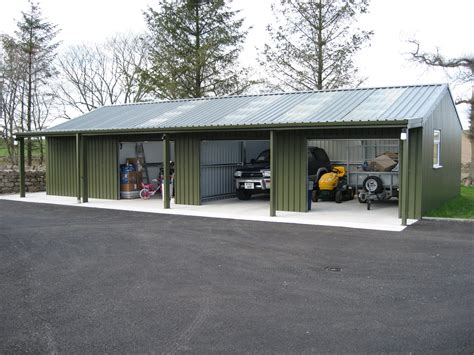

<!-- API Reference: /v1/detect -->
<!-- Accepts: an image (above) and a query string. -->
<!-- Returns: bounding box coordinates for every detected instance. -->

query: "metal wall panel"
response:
[419,93,462,215]
[86,136,119,199]
[274,131,307,212]
[175,134,201,205]
[406,128,423,219]
[200,141,243,199]
[305,127,400,140]
[46,137,77,196]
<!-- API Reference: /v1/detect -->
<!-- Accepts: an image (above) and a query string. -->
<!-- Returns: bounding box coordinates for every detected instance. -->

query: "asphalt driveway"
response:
[0,200,472,353]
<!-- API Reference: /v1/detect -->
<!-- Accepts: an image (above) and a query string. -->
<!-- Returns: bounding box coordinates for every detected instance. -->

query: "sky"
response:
[0,0,472,128]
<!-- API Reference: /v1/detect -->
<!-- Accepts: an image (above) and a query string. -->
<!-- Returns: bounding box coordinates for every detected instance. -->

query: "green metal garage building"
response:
[16,84,462,224]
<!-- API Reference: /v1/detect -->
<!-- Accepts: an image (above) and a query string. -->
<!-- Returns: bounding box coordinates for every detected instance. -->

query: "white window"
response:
[433,130,442,168]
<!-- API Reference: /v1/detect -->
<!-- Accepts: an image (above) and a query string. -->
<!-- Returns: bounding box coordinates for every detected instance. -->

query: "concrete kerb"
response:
[0,192,418,232]
[422,216,474,223]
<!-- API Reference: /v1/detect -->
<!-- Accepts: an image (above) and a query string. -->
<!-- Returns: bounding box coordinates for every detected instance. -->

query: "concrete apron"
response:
[0,192,417,232]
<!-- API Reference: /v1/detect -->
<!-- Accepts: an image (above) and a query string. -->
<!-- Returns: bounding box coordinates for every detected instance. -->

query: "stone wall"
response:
[0,169,46,194]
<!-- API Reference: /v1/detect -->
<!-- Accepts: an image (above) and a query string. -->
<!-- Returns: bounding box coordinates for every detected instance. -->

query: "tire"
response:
[236,189,252,200]
[335,190,343,203]
[363,176,384,194]
[349,189,355,200]
[358,191,367,203]
[312,190,319,202]
[140,188,151,200]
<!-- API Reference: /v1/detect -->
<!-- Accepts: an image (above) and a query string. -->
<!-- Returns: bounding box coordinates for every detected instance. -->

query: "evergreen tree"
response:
[142,0,253,99]
[261,0,373,91]
[15,0,59,165]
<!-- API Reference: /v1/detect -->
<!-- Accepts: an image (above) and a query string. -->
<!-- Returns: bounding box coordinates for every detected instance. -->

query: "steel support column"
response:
[163,134,170,209]
[75,134,81,203]
[19,138,25,198]
[81,136,88,203]
[400,130,409,225]
[270,130,276,216]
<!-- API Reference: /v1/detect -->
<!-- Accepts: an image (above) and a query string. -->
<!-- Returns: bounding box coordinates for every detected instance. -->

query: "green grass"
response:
[0,146,8,157]
[0,139,45,159]
[425,186,474,219]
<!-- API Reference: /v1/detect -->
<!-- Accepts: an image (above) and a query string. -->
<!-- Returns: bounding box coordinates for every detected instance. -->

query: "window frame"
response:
[433,129,442,169]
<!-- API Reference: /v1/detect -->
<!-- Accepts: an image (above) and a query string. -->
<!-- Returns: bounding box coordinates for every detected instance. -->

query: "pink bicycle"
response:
[139,177,162,200]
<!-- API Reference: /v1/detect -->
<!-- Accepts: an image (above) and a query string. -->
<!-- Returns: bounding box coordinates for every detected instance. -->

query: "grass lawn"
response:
[425,186,474,219]
[0,139,45,159]
[0,140,10,156]
[0,147,8,157]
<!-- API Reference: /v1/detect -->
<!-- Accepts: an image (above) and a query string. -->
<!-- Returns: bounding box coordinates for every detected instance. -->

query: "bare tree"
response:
[0,35,27,164]
[260,0,373,91]
[409,39,474,181]
[57,34,149,118]
[31,84,59,164]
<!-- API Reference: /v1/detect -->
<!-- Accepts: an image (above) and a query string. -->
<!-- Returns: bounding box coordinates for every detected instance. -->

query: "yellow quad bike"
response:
[313,166,354,203]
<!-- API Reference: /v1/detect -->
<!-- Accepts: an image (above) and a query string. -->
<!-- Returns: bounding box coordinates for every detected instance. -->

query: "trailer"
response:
[345,143,399,210]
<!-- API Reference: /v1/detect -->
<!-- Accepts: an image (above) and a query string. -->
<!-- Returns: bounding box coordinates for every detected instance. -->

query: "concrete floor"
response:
[0,192,417,231]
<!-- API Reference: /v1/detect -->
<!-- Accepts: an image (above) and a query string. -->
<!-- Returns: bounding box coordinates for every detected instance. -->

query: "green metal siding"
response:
[47,136,119,199]
[46,137,77,196]
[274,131,308,212]
[175,134,201,205]
[86,136,119,199]
[420,94,462,214]
[406,128,423,219]
[305,127,400,140]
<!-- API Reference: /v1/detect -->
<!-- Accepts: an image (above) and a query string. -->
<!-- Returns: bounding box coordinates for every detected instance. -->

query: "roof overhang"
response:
[14,120,409,139]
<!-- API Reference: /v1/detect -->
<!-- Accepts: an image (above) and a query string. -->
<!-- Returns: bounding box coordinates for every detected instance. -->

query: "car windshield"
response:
[255,150,270,162]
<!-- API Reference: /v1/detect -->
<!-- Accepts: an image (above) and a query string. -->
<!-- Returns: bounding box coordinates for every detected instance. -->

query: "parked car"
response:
[234,147,332,200]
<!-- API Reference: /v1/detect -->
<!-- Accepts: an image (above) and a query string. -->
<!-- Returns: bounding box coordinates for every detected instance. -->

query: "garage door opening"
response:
[118,141,174,200]
[200,140,270,202]
[308,139,400,213]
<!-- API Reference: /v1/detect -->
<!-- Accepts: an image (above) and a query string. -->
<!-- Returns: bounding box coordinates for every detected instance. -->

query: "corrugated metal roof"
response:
[45,84,449,133]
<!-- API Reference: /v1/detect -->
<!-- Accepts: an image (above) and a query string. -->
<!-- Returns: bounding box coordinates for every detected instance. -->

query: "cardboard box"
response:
[120,170,142,184]
[368,154,397,172]
[126,158,138,166]
[120,183,139,192]
[380,151,398,161]
[127,171,142,184]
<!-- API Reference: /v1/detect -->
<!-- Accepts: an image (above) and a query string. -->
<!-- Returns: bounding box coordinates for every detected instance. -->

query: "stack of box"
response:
[120,171,142,191]
[120,158,142,193]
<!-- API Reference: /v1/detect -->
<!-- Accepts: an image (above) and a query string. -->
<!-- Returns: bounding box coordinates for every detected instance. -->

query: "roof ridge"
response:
[36,83,453,136]
[105,83,448,108]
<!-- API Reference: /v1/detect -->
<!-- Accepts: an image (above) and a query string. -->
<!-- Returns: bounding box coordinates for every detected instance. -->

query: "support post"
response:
[163,134,170,209]
[270,130,276,217]
[19,137,25,198]
[81,136,88,203]
[401,130,409,226]
[75,134,81,203]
